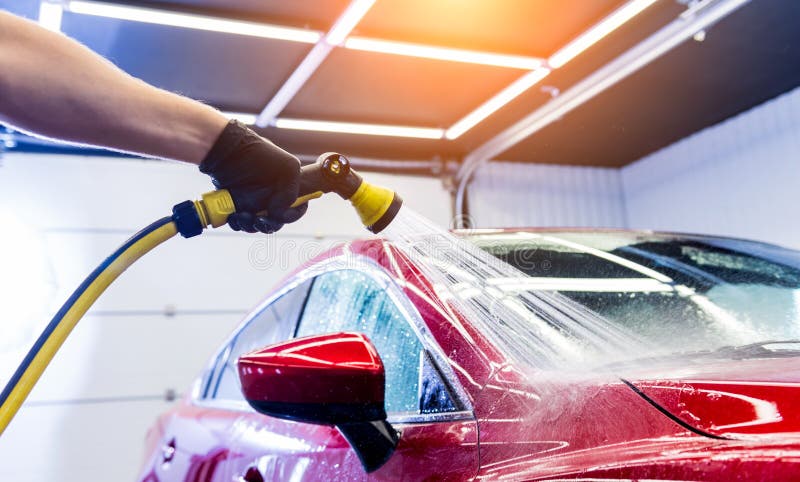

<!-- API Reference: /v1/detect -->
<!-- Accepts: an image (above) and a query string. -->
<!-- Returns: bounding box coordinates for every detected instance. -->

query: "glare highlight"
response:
[256,0,376,127]
[38,2,63,32]
[488,277,674,293]
[222,112,258,125]
[548,0,658,68]
[274,119,445,139]
[446,68,550,139]
[344,37,544,70]
[325,0,376,46]
[67,1,321,43]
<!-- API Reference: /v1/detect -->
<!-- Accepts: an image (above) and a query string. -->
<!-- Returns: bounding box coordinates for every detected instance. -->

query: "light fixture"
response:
[445,67,550,139]
[222,112,258,125]
[66,1,321,43]
[479,0,748,152]
[274,118,444,139]
[454,0,751,222]
[344,37,544,70]
[548,0,658,68]
[325,0,376,46]
[256,0,376,127]
[38,2,63,32]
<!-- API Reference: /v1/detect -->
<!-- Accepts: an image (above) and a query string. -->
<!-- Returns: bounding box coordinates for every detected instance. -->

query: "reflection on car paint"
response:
[138,230,800,481]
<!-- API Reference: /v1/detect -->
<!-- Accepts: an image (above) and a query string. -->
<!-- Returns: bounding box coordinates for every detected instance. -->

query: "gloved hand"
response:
[199,120,307,233]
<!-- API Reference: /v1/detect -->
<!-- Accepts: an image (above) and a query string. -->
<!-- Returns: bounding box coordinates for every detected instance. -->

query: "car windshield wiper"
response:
[598,340,800,371]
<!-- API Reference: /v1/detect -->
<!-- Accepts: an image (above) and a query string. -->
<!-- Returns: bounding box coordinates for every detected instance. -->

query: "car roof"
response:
[449,227,792,251]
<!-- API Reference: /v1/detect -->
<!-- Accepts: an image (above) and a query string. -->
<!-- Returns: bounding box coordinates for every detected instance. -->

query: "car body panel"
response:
[628,358,800,437]
[141,401,364,481]
[482,437,800,481]
[139,231,800,481]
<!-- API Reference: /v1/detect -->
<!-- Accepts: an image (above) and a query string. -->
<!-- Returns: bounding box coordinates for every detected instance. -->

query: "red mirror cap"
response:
[238,332,385,406]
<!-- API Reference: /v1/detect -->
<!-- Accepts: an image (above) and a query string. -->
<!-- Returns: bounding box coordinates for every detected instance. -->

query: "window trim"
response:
[192,254,474,422]
[191,274,314,403]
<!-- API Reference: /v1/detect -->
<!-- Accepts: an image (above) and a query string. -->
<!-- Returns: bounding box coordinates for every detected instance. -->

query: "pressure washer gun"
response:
[0,152,402,436]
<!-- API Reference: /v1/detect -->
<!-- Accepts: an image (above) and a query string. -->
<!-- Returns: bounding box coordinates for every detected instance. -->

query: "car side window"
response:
[295,269,458,415]
[210,280,311,401]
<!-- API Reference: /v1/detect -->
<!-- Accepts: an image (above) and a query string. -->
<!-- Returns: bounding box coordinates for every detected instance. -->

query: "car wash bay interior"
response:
[0,0,799,480]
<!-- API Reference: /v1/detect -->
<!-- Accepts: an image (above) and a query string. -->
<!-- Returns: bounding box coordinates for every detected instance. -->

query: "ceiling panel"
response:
[497,0,800,167]
[454,0,682,152]
[282,48,523,126]
[0,0,40,20]
[62,12,311,110]
[136,0,351,30]
[5,0,800,171]
[355,0,627,57]
[259,125,453,161]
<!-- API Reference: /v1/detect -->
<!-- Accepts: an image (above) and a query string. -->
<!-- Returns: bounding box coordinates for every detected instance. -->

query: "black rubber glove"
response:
[199,120,307,234]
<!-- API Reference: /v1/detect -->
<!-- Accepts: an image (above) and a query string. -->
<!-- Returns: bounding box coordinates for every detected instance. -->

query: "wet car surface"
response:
[139,229,800,481]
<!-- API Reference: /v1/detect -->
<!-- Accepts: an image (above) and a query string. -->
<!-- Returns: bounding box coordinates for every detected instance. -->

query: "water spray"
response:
[0,152,402,435]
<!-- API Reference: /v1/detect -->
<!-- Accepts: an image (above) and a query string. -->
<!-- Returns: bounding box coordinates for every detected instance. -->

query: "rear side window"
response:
[295,270,458,415]
[209,280,311,401]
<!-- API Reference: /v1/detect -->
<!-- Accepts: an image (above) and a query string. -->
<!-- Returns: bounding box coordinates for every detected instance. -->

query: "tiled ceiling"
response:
[61,12,313,110]
[352,0,626,57]
[281,49,524,126]
[1,0,799,169]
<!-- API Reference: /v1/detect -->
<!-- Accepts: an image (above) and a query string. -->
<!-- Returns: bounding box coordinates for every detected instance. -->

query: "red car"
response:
[138,229,800,481]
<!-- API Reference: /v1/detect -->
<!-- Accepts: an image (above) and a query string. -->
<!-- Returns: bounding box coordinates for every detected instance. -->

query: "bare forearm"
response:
[0,11,227,164]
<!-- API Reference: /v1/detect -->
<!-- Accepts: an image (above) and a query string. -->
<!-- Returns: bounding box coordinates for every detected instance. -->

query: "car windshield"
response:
[467,231,800,357]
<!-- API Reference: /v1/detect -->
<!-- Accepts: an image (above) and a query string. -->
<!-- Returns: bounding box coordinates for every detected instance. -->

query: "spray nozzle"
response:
[296,153,403,234]
[173,152,402,238]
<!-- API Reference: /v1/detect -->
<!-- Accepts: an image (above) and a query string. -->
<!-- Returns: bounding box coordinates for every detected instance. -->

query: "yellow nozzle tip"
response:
[349,182,402,233]
[368,194,402,234]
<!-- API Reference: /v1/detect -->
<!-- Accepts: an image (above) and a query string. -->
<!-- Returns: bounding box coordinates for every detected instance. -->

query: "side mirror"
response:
[237,332,399,473]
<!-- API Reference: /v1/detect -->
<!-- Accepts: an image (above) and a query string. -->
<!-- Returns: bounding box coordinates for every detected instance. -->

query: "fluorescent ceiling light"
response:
[38,2,63,32]
[256,0,376,127]
[548,0,658,68]
[454,0,749,220]
[274,118,444,139]
[222,112,257,125]
[680,0,715,19]
[256,43,331,127]
[66,1,321,43]
[344,37,544,70]
[446,67,550,139]
[463,0,750,166]
[325,0,376,45]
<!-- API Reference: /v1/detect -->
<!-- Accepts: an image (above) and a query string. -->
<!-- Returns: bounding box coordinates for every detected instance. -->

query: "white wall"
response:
[622,85,800,249]
[0,153,450,481]
[467,161,627,228]
[468,86,800,251]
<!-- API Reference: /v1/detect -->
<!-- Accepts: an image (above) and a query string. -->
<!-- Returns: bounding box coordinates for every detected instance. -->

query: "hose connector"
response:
[172,190,236,238]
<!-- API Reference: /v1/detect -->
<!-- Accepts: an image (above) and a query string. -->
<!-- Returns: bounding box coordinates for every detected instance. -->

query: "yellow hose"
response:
[0,218,178,435]
[0,184,350,436]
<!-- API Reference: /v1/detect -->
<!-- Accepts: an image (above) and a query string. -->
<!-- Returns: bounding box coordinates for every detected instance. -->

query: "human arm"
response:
[0,11,306,231]
[0,10,226,164]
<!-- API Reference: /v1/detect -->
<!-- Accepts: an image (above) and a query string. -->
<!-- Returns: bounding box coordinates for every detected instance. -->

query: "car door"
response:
[152,262,478,481]
[292,268,479,481]
[194,277,367,482]
[143,278,364,482]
